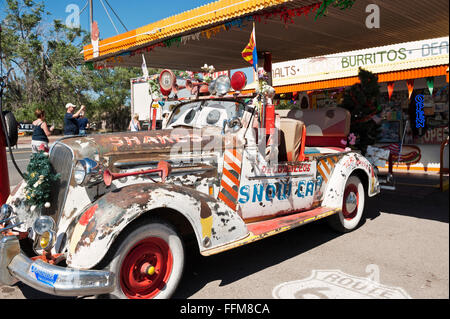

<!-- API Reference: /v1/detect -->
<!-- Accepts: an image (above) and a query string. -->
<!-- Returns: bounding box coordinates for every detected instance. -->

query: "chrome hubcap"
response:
[345,191,357,213]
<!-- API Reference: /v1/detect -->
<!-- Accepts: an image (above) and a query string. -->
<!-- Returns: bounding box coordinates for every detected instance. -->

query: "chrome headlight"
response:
[74,161,86,185]
[215,75,231,95]
[33,216,55,235]
[74,158,101,186]
[208,80,217,95]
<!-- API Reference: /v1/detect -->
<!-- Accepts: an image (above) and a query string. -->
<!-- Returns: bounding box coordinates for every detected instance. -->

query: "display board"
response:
[130,78,161,121]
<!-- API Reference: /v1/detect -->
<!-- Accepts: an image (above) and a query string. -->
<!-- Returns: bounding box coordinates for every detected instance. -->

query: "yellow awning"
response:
[83,0,449,71]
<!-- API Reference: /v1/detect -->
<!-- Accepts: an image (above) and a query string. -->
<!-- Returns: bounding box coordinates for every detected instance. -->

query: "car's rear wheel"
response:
[327,175,365,233]
[105,220,184,299]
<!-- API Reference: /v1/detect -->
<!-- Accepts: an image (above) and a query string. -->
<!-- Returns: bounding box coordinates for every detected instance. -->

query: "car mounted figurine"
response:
[0,69,380,299]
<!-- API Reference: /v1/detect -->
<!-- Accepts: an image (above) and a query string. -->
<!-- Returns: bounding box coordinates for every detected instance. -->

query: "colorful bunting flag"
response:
[406,79,414,99]
[387,81,394,101]
[241,23,258,72]
[426,77,434,95]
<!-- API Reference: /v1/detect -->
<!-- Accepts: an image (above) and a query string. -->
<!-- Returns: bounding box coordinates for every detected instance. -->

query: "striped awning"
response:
[83,0,449,71]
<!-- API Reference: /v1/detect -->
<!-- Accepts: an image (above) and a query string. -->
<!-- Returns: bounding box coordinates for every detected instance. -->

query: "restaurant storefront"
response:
[242,36,449,173]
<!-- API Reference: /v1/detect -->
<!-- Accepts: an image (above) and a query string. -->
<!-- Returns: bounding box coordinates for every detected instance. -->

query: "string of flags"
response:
[90,0,357,70]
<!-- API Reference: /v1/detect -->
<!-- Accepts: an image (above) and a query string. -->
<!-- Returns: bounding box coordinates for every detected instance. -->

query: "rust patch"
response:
[200,200,212,219]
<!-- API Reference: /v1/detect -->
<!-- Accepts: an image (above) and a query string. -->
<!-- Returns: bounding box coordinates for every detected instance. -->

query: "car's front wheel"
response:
[104,219,184,299]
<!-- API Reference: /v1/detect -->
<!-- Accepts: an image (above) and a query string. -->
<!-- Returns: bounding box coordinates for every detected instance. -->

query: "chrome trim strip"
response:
[247,173,314,180]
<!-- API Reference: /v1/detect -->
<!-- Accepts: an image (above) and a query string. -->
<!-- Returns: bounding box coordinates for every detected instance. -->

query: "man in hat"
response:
[64,103,86,136]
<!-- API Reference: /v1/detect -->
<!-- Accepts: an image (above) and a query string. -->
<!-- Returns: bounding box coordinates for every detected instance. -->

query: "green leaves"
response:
[1,0,141,131]
[339,68,382,155]
[315,0,356,20]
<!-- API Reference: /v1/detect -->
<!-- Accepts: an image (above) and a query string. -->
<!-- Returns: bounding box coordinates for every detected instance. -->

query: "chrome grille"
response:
[41,143,74,224]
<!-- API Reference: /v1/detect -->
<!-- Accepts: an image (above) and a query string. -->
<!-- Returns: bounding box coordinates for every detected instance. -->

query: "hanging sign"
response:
[269,37,449,88]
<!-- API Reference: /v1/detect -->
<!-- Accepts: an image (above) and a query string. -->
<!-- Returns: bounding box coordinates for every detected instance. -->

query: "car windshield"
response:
[167,99,246,129]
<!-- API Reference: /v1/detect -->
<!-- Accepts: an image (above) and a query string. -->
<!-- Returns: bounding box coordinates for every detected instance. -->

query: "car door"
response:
[236,121,318,221]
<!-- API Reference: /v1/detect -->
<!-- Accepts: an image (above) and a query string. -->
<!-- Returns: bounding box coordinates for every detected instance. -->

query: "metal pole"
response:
[89,0,94,37]
[263,51,273,87]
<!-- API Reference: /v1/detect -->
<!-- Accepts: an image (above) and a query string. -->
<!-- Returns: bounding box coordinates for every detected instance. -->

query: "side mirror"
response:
[2,111,18,147]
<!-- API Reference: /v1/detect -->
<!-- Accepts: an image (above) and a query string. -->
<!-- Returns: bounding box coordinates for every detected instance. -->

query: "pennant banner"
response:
[426,77,434,95]
[406,79,414,100]
[387,81,395,101]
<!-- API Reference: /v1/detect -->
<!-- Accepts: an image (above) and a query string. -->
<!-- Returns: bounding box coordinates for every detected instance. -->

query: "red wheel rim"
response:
[120,237,173,299]
[342,184,358,220]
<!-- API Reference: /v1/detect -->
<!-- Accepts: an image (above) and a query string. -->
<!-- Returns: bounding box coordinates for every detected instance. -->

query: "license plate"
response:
[29,263,59,287]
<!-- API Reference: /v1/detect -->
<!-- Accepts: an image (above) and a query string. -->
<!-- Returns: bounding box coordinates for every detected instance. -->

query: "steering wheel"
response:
[222,117,242,134]
[228,117,242,130]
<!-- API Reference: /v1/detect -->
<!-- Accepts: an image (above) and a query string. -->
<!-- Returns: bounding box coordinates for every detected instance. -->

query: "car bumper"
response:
[0,236,115,297]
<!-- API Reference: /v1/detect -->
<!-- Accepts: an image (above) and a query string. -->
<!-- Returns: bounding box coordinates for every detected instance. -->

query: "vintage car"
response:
[0,73,380,299]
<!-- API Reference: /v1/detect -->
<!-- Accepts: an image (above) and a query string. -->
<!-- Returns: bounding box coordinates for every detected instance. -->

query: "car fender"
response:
[321,152,379,208]
[65,183,249,269]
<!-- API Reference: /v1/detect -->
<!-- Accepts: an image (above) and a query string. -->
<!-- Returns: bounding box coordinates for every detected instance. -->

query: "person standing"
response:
[31,109,54,153]
[77,111,89,136]
[64,103,85,136]
[128,114,141,132]
[161,109,170,129]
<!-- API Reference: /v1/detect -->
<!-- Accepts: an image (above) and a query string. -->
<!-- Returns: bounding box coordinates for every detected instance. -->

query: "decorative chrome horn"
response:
[103,161,171,186]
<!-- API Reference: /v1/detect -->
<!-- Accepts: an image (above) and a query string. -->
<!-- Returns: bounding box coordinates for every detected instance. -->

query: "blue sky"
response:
[1,0,254,77]
[37,0,213,39]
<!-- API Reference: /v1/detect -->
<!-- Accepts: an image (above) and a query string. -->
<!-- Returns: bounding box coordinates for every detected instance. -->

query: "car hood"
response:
[55,126,241,170]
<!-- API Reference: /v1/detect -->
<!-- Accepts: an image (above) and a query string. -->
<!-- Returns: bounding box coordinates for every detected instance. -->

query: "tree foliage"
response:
[1,0,144,131]
[339,68,382,154]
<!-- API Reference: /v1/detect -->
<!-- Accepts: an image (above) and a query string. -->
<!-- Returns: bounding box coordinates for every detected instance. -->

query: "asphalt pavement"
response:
[2,143,449,300]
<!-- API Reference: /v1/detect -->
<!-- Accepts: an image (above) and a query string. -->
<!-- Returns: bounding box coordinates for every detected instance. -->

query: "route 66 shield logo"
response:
[273,265,411,299]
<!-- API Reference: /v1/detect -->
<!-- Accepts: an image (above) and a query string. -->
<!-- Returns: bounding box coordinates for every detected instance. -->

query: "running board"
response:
[201,207,341,256]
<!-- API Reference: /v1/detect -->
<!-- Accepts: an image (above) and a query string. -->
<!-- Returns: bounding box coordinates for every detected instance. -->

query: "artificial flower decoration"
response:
[200,64,216,83]
[348,133,357,145]
[255,68,275,99]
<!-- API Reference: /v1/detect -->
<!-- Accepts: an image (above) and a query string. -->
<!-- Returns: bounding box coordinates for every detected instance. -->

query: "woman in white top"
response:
[128,114,141,132]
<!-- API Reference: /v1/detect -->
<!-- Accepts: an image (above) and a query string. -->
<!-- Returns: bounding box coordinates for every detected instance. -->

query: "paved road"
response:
[5,147,31,189]
[2,149,449,299]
